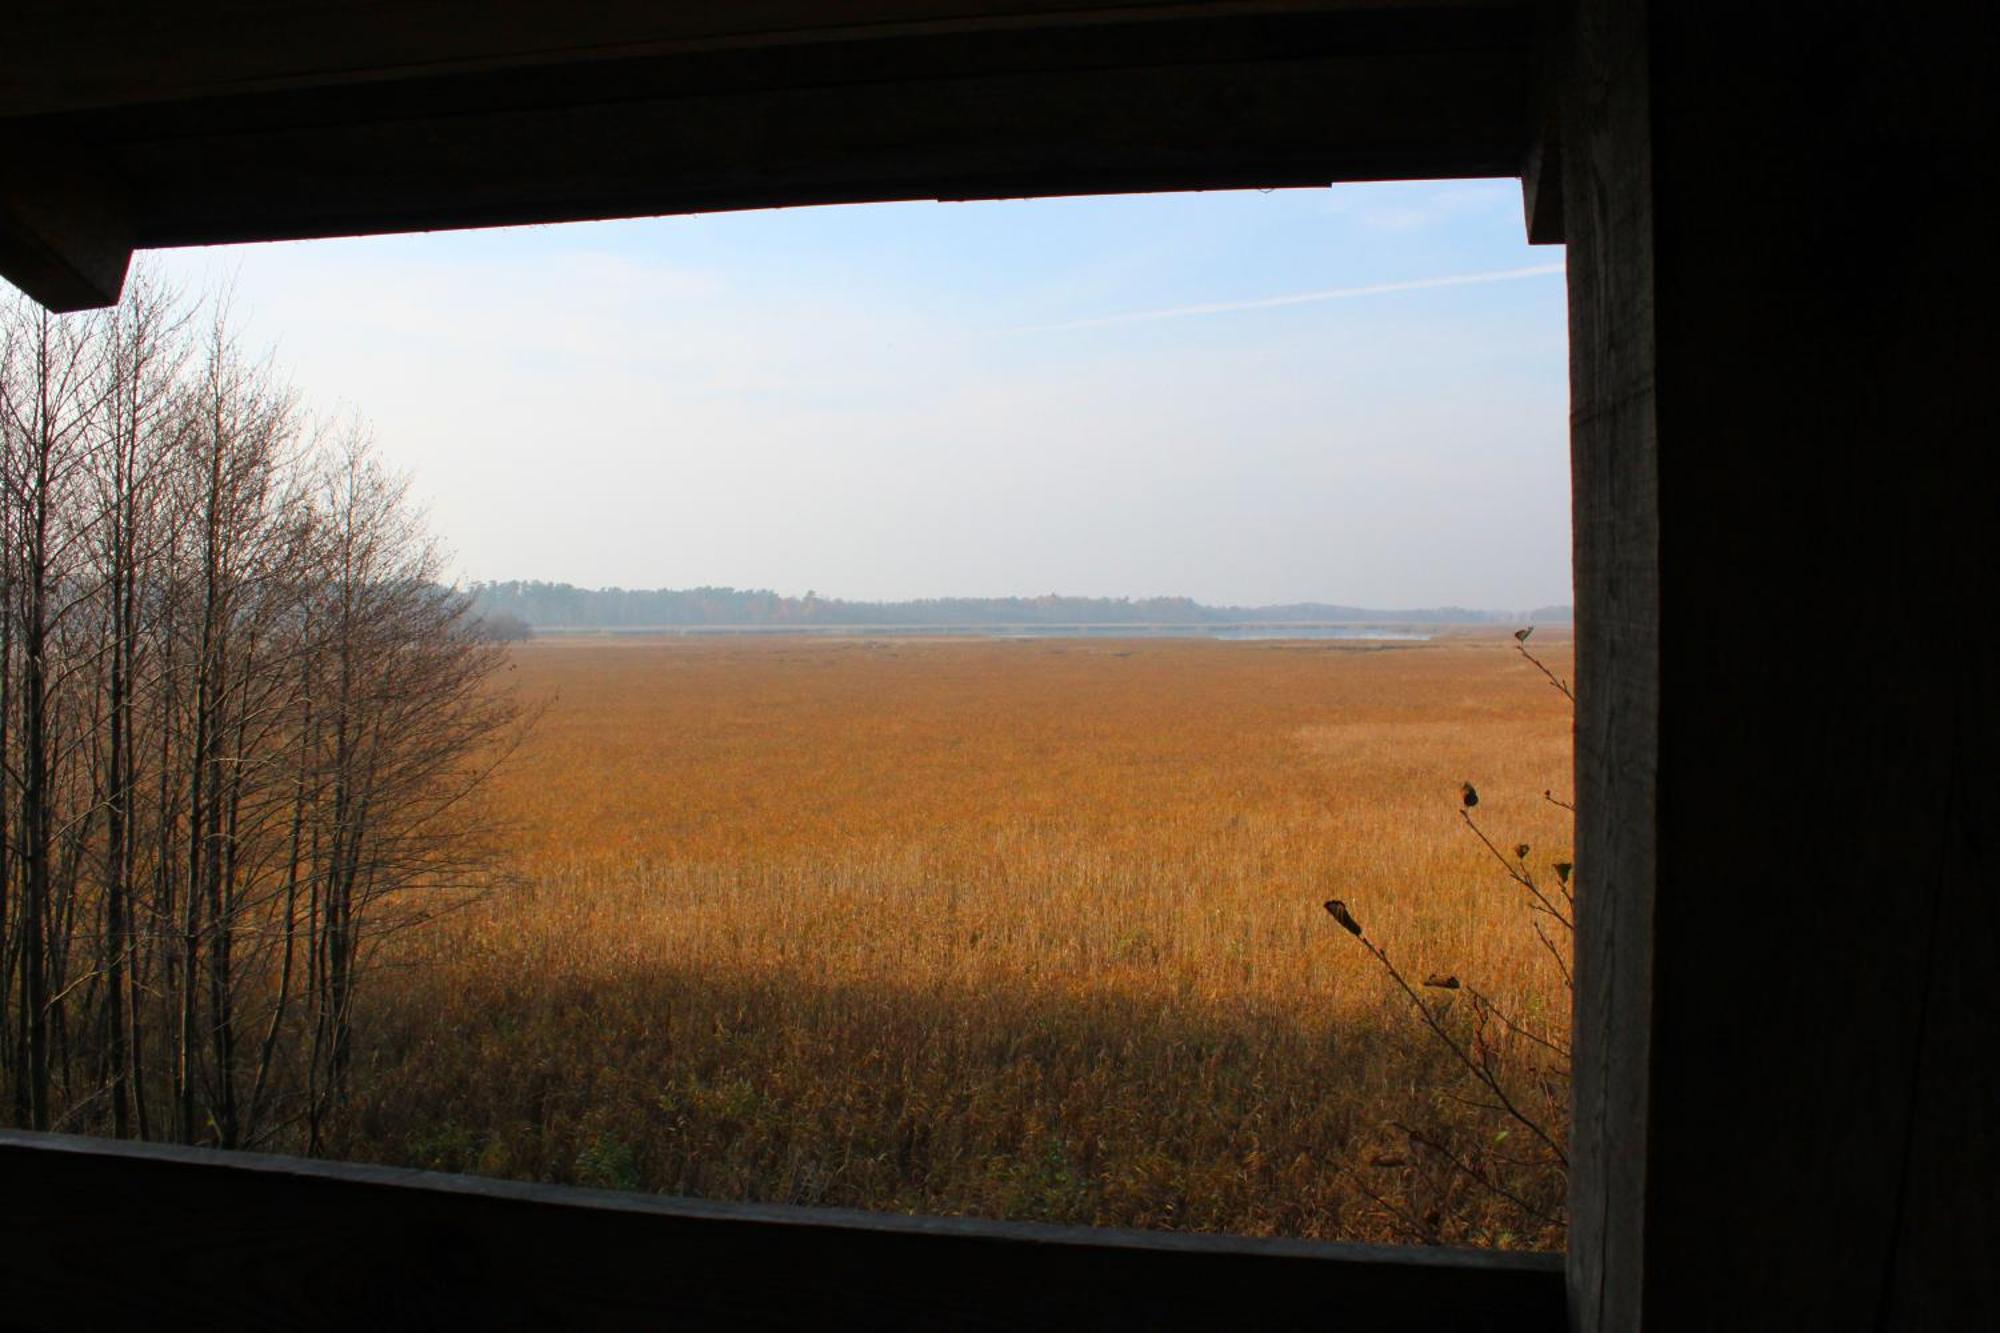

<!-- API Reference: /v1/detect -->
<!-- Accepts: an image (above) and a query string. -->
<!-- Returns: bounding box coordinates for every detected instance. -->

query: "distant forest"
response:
[470,581,1574,631]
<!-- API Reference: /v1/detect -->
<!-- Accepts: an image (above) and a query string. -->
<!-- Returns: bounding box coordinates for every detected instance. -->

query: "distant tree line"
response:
[0,277,521,1150]
[469,610,534,643]
[471,580,1573,631]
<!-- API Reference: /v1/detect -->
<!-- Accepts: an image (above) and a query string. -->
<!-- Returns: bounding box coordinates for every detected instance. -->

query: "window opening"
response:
[0,183,1571,1249]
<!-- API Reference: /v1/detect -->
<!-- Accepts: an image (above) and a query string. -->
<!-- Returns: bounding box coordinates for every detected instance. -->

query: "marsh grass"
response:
[332,632,1572,1245]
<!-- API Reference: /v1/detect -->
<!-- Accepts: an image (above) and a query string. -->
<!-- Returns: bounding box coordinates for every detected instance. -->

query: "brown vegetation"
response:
[340,631,1572,1246]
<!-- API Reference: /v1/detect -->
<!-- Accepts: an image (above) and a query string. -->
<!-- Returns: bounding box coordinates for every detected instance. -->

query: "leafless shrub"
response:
[0,274,527,1150]
[1324,628,1572,1248]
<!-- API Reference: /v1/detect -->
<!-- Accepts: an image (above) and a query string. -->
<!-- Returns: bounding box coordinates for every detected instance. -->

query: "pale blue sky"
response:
[147,180,1570,609]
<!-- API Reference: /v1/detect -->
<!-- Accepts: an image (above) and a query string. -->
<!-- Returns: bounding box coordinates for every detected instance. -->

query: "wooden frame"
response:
[5,2,1994,1328]
[0,1130,1563,1329]
[1,1,1536,311]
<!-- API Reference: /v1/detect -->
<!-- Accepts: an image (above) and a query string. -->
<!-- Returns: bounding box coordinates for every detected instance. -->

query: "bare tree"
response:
[0,276,525,1153]
[0,300,112,1130]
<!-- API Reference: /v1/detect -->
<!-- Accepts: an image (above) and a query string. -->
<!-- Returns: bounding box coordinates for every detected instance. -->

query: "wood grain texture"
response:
[1640,4,1997,1326]
[0,4,1534,304]
[107,42,1528,248]
[1564,2,1999,1327]
[0,1,1527,116]
[1517,0,1563,244]
[0,1130,1565,1332]
[1558,2,1656,1329]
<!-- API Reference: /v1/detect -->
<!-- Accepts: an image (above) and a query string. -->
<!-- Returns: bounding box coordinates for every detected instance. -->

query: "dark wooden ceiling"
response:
[2,2,1544,312]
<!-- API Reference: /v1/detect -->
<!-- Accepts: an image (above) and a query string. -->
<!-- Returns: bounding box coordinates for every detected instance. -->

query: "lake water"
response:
[1205,626,1432,641]
[561,623,1436,641]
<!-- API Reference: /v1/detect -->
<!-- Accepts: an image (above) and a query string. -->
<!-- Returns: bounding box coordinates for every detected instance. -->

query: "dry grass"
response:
[336,631,1573,1246]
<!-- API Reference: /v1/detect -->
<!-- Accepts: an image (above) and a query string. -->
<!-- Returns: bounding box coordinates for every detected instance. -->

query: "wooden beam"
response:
[1518,1,1563,244]
[113,44,1529,249]
[0,152,134,310]
[0,4,1536,306]
[1563,1,1999,1327]
[2,1,1527,117]
[0,1130,1566,1331]
[1559,1,1656,1327]
[1640,4,1996,1322]
[1520,114,1562,244]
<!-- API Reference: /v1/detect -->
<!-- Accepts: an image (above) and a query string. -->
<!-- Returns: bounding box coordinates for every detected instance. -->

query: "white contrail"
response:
[1014,262,1565,333]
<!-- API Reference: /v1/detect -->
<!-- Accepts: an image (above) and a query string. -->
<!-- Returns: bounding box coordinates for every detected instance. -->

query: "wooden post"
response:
[1561,2,1998,1326]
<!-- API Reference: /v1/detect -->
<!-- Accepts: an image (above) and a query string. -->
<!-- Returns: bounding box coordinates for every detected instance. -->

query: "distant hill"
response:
[468,581,1572,631]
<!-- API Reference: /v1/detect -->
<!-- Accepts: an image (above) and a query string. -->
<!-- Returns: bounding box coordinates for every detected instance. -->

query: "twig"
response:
[1465,986,1570,1061]
[1392,1121,1558,1224]
[1530,918,1573,992]
[1347,927,1568,1169]
[1461,809,1574,930]
[1335,1161,1442,1246]
[1515,640,1574,703]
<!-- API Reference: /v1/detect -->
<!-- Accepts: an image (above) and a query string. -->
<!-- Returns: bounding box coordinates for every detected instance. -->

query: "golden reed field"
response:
[338,630,1575,1247]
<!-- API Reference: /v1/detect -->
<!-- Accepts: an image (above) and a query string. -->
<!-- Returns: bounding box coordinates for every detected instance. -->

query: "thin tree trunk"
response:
[19,319,57,1131]
[247,655,314,1142]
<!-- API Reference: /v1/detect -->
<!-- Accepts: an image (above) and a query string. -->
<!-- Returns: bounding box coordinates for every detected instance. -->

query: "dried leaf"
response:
[1322,899,1363,937]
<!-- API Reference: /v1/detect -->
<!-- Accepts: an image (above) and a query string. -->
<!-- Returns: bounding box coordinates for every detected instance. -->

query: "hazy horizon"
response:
[468,577,1570,616]
[146,181,1572,609]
